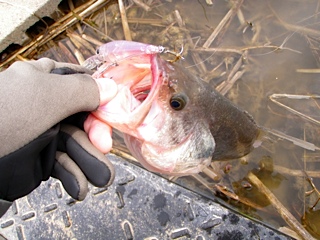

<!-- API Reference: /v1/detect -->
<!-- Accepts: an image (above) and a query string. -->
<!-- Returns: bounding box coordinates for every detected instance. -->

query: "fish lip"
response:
[126,54,163,130]
[135,56,167,129]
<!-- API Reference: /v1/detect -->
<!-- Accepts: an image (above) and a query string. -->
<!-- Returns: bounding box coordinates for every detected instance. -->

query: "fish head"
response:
[126,57,216,176]
[84,42,215,175]
[84,41,260,176]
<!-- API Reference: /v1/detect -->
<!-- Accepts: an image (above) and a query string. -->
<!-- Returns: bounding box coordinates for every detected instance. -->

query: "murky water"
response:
[33,0,320,238]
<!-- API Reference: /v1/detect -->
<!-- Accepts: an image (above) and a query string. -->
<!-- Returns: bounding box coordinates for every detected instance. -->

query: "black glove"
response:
[0,58,115,202]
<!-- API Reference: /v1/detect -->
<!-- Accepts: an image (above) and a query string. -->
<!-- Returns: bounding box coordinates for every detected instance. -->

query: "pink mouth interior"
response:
[90,54,162,133]
[130,76,152,102]
[94,59,154,105]
[134,91,149,102]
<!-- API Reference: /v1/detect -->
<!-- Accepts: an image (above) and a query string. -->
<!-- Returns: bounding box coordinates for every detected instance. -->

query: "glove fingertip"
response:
[91,158,115,188]
[60,125,115,188]
[53,152,89,201]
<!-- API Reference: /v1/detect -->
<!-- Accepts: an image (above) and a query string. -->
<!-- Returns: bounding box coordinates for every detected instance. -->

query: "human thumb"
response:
[95,78,118,106]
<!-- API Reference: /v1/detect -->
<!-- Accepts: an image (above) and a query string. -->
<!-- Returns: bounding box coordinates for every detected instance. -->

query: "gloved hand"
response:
[0,58,117,202]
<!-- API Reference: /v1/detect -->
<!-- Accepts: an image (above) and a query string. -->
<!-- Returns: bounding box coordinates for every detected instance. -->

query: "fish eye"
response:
[170,94,187,111]
[96,48,100,54]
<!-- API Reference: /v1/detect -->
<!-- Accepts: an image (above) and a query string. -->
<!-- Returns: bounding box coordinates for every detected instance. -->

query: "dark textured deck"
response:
[0,154,291,239]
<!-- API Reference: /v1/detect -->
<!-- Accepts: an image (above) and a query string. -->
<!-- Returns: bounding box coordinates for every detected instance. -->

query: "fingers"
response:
[95,78,118,106]
[24,58,93,74]
[84,114,113,153]
[52,151,89,201]
[26,58,118,107]
[60,124,115,187]
[8,59,55,73]
[13,58,118,108]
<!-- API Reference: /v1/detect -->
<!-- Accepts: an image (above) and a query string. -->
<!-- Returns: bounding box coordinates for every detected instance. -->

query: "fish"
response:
[83,40,261,176]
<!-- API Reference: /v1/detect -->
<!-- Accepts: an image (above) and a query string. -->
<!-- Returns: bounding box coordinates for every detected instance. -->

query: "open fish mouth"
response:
[82,46,165,136]
[84,53,155,101]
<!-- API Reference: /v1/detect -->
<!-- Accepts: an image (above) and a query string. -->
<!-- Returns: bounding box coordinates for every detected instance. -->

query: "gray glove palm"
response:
[0,58,115,201]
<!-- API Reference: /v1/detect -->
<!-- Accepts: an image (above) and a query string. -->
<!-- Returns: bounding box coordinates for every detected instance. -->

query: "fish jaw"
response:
[124,122,216,176]
[91,53,164,136]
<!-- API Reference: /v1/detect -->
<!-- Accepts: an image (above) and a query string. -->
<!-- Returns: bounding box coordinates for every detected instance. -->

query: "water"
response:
[35,0,320,237]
